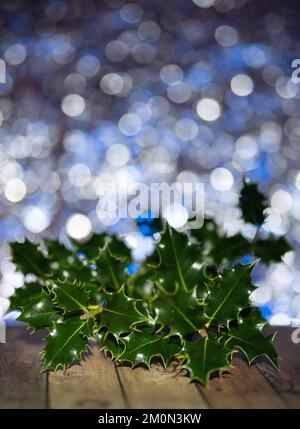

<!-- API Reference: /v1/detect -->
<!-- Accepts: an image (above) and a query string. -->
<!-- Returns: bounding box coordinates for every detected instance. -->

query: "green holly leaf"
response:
[93,237,131,291]
[191,219,290,265]
[204,264,255,328]
[99,331,125,358]
[99,285,150,337]
[17,291,61,330]
[223,309,278,368]
[10,282,43,309]
[10,283,60,330]
[253,236,291,263]
[147,225,204,293]
[152,284,206,337]
[45,240,94,282]
[10,241,50,278]
[240,180,267,226]
[49,279,90,314]
[118,327,181,368]
[42,318,89,371]
[127,265,156,299]
[180,335,231,386]
[73,234,106,260]
[191,220,249,265]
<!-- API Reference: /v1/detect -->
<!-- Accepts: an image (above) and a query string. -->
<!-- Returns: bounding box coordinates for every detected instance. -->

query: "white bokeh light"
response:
[210,168,234,191]
[66,213,92,240]
[271,189,293,214]
[250,286,272,306]
[61,94,85,117]
[0,297,10,318]
[100,73,124,95]
[22,206,50,233]
[193,0,215,7]
[118,113,142,136]
[230,74,254,96]
[175,118,198,141]
[4,178,27,202]
[68,163,91,187]
[106,144,130,167]
[196,98,221,122]
[164,203,188,229]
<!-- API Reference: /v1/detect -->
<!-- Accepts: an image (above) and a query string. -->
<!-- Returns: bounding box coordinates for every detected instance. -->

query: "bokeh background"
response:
[0,0,300,326]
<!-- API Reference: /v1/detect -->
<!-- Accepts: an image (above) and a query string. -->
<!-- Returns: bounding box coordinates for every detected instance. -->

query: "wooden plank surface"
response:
[256,328,300,409]
[198,356,286,409]
[48,346,125,409]
[0,327,46,409]
[116,362,208,409]
[0,327,300,409]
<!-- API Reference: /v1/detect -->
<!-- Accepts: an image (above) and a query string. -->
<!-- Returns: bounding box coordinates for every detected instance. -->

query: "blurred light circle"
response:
[193,0,215,7]
[66,213,92,240]
[250,286,272,306]
[167,82,191,103]
[105,40,129,62]
[61,94,85,117]
[106,144,130,167]
[3,271,24,289]
[164,203,188,229]
[68,163,91,187]
[235,135,258,159]
[230,74,254,96]
[160,64,184,86]
[196,98,221,121]
[276,77,298,99]
[63,130,87,154]
[242,44,269,68]
[263,208,282,233]
[269,263,293,291]
[22,206,50,233]
[118,113,142,136]
[269,313,291,326]
[175,118,198,141]
[120,3,143,23]
[259,121,282,153]
[4,178,27,202]
[64,73,86,93]
[77,54,100,77]
[291,295,300,317]
[0,297,10,318]
[148,96,170,117]
[100,73,124,95]
[5,44,27,65]
[131,42,156,64]
[210,167,234,191]
[214,25,238,47]
[295,172,300,190]
[271,189,293,214]
[138,21,161,41]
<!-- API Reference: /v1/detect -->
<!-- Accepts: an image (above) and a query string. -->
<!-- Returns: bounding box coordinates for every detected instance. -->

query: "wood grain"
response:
[48,346,125,409]
[0,327,46,409]
[198,355,287,409]
[116,362,208,409]
[256,328,300,409]
[1,327,300,409]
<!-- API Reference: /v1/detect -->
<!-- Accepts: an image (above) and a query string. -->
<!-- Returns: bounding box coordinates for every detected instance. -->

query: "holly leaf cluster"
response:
[9,181,289,384]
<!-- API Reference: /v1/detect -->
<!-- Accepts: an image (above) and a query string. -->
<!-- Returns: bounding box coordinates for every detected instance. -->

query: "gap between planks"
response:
[115,361,208,409]
[2,327,300,409]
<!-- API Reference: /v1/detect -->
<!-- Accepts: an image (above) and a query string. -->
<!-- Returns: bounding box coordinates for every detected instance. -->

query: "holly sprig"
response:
[9,181,290,385]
